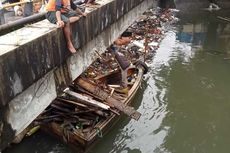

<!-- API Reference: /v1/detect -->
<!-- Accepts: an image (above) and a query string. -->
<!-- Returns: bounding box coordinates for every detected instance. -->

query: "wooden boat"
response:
[36,50,147,151]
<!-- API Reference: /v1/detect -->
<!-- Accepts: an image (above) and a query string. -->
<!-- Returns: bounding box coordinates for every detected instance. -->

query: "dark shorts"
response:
[46,11,79,24]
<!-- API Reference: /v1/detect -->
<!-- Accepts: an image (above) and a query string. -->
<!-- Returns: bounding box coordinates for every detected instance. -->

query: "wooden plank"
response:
[63,88,110,110]
[76,78,141,121]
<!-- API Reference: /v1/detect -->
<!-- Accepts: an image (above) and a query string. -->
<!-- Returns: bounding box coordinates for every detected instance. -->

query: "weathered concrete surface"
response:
[0,0,156,150]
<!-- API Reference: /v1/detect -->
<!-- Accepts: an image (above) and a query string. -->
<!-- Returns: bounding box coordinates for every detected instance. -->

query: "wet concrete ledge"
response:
[0,0,156,150]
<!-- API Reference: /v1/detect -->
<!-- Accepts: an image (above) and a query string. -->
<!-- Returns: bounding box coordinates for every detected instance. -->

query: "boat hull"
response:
[41,67,144,151]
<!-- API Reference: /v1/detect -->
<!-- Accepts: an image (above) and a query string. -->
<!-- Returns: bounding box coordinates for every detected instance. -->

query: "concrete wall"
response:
[0,0,156,150]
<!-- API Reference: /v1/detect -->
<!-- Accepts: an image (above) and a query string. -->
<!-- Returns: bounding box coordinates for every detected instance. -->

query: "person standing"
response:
[46,0,86,53]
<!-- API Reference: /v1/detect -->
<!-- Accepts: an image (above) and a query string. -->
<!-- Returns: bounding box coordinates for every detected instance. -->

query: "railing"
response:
[0,12,46,32]
[0,0,46,35]
[2,0,44,9]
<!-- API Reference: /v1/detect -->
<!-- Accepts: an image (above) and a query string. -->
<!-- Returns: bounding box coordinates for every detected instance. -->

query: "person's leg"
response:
[65,11,81,23]
[46,12,77,53]
[61,14,77,53]
[121,68,128,88]
[64,11,82,52]
[63,21,77,53]
[87,0,95,4]
[68,16,79,44]
[69,16,80,23]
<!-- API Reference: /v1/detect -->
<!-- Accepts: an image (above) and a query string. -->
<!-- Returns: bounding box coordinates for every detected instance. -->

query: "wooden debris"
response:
[63,88,110,110]
[32,8,177,148]
[76,78,141,121]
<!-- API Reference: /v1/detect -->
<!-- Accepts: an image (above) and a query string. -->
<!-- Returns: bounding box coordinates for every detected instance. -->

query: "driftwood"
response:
[76,78,141,121]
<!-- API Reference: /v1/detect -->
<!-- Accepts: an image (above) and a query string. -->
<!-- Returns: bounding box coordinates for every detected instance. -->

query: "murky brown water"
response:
[4,8,230,153]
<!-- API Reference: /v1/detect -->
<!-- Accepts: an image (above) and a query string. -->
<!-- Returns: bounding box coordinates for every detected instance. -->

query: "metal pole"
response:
[0,12,46,33]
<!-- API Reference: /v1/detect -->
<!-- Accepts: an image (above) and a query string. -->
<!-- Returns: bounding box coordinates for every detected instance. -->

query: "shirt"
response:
[46,0,77,12]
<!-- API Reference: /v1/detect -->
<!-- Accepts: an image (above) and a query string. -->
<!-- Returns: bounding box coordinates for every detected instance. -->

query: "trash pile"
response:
[83,51,119,80]
[114,9,178,63]
[29,8,178,146]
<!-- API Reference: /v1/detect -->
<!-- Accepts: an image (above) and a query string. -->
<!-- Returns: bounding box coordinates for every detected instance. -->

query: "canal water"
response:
[4,8,230,153]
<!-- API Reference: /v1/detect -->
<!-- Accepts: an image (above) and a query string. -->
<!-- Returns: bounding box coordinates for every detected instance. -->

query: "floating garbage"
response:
[114,8,178,62]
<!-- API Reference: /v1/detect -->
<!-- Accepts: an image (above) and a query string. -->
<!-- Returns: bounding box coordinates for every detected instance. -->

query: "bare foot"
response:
[67,42,77,53]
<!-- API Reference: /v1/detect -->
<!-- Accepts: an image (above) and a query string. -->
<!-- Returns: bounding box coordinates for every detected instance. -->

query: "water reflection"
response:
[92,30,179,153]
[161,11,230,153]
[93,10,230,153]
[4,131,74,153]
[177,11,230,56]
[177,24,206,45]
